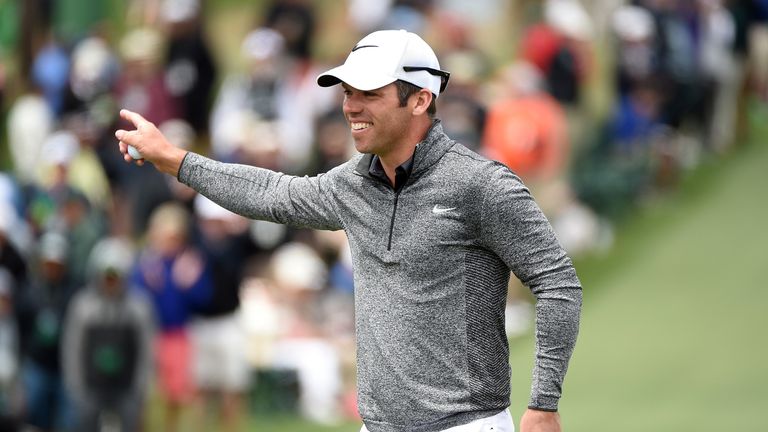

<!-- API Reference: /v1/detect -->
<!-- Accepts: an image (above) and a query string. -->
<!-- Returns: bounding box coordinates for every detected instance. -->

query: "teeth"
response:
[351,122,372,131]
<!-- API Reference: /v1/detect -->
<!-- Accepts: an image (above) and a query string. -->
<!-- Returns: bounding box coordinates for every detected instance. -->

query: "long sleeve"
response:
[480,167,582,411]
[177,152,344,231]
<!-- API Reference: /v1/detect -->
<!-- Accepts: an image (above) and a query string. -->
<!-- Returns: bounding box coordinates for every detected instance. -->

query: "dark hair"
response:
[394,80,437,117]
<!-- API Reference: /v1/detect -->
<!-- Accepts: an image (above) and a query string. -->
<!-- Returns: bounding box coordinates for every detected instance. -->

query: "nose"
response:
[343,92,362,116]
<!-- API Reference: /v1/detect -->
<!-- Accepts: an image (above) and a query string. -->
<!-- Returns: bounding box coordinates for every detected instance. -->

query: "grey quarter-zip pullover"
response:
[178,120,582,432]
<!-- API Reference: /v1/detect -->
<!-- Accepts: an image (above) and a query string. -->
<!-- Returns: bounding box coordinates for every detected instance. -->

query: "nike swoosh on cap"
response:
[351,44,378,52]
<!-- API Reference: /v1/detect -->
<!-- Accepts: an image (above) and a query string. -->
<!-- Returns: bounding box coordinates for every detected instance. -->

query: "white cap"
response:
[88,237,134,278]
[71,37,112,85]
[241,27,285,61]
[161,0,200,24]
[42,130,80,166]
[545,0,593,40]
[194,194,236,221]
[271,242,327,291]
[38,231,68,263]
[317,29,449,98]
[120,27,165,63]
[612,5,655,42]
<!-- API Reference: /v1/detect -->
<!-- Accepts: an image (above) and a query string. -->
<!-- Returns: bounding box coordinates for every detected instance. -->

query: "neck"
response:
[378,117,432,184]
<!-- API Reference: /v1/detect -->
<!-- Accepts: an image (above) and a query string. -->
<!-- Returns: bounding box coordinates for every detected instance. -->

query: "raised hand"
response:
[115,109,188,177]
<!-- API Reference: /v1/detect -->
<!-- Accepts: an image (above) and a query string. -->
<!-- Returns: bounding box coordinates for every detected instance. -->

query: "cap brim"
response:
[317,64,397,91]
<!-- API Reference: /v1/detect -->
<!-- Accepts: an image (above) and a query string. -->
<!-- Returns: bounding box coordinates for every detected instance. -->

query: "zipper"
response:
[387,190,401,251]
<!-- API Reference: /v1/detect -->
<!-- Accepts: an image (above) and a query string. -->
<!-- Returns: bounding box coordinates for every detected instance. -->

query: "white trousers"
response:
[360,409,515,432]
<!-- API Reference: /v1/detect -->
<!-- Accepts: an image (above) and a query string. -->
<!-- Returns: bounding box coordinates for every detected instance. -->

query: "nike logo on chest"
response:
[432,205,457,214]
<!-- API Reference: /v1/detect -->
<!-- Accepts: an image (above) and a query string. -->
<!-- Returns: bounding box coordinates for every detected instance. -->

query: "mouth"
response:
[350,122,372,132]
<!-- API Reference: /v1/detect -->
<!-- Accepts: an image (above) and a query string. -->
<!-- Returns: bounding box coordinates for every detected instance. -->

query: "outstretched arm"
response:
[116,109,345,231]
[115,109,188,177]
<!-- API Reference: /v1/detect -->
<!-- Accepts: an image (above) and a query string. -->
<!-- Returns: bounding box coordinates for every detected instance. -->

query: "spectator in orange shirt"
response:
[482,61,568,185]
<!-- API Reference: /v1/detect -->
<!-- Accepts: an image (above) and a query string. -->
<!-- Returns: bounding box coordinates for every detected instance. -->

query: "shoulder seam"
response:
[444,148,487,163]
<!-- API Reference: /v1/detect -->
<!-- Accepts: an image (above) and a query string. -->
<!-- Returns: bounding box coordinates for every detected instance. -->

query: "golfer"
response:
[116,29,582,432]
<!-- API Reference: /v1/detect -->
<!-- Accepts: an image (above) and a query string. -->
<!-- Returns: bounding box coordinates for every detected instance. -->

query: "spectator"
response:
[209,27,285,164]
[267,241,341,424]
[263,0,317,61]
[61,36,120,146]
[113,27,178,236]
[6,90,54,186]
[189,195,252,432]
[62,237,154,432]
[31,36,70,118]
[641,0,703,130]
[114,27,179,135]
[519,0,593,152]
[130,202,212,432]
[612,4,658,98]
[210,26,335,173]
[160,0,218,135]
[520,0,592,107]
[482,62,568,189]
[261,0,338,173]
[36,129,110,215]
[431,13,491,151]
[28,131,107,288]
[17,231,76,432]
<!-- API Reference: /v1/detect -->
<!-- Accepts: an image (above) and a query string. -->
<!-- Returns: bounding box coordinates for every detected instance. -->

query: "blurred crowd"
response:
[0,0,765,431]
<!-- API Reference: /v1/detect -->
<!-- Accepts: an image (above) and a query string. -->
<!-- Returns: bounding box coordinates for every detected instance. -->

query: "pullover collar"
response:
[354,119,454,184]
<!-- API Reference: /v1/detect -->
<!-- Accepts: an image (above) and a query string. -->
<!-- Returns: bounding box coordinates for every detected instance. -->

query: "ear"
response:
[411,89,433,116]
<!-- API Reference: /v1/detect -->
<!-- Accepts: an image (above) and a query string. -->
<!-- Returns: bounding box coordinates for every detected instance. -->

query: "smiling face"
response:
[341,82,416,159]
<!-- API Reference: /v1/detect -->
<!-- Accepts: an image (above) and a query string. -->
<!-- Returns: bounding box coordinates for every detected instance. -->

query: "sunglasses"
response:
[403,66,451,93]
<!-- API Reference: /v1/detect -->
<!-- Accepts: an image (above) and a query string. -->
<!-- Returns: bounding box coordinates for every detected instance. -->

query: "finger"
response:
[115,129,140,146]
[119,109,148,128]
[121,146,144,166]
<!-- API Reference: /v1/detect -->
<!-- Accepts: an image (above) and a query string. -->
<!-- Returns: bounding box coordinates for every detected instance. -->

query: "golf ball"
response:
[128,145,143,160]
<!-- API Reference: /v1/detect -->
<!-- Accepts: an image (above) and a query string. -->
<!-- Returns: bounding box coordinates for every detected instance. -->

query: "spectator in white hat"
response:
[188,195,251,432]
[62,237,154,432]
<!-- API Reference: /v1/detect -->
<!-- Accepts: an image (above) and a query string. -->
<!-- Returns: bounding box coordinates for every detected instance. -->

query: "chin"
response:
[353,141,372,154]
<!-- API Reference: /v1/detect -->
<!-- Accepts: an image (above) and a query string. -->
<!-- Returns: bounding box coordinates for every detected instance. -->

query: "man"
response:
[116,29,582,432]
[62,237,154,432]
